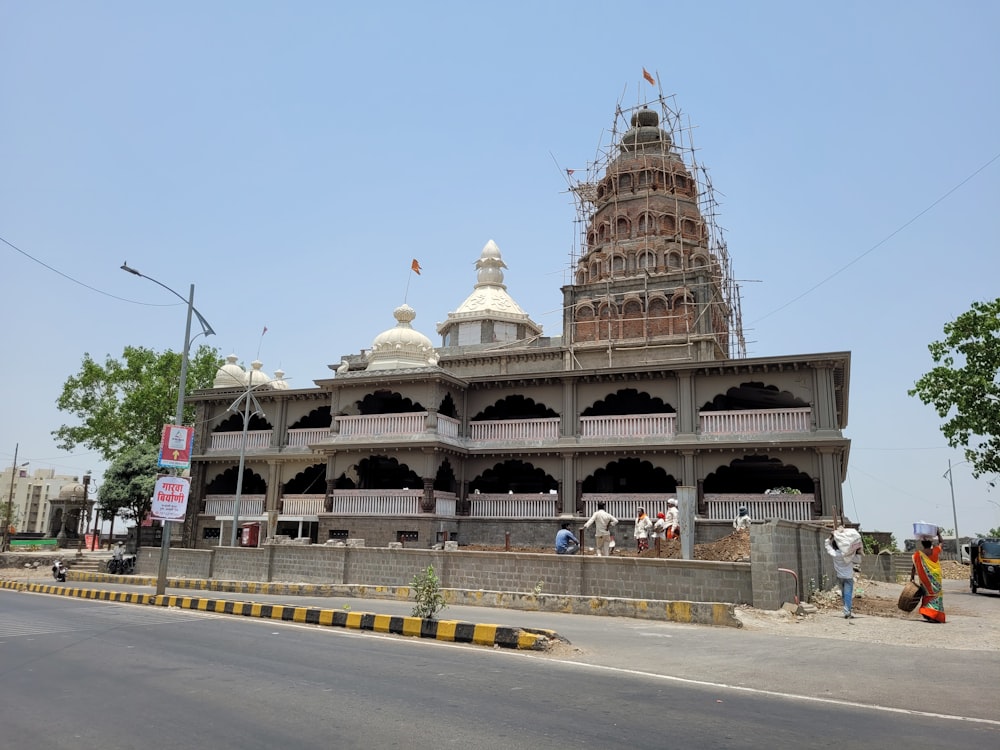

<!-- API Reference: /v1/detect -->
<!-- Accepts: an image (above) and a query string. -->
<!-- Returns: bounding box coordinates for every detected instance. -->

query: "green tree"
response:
[54,345,221,463]
[97,444,159,549]
[909,298,1000,478]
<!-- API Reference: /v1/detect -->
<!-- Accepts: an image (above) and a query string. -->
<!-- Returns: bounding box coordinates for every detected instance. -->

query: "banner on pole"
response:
[151,476,190,522]
[159,424,194,469]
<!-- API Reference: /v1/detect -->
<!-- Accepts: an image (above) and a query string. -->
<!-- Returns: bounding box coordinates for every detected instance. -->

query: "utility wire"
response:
[752,151,1000,324]
[1,234,177,307]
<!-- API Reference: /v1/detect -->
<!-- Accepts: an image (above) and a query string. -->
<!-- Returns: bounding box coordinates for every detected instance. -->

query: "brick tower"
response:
[561,98,743,366]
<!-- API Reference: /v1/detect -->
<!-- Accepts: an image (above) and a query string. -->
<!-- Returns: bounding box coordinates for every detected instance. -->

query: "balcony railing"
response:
[287,428,330,448]
[468,493,558,518]
[438,414,460,439]
[469,418,560,442]
[337,413,425,437]
[204,407,815,454]
[699,408,812,436]
[704,494,814,522]
[580,414,676,439]
[199,491,814,522]
[280,494,325,515]
[207,431,273,453]
[203,495,266,517]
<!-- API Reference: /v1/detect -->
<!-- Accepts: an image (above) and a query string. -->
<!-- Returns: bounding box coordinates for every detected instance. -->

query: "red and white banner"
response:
[151,476,190,521]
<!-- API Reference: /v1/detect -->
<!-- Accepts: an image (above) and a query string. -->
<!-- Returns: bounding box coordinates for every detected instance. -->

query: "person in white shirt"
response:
[583,502,619,556]
[733,506,752,531]
[663,498,680,540]
[825,534,862,619]
[633,508,653,552]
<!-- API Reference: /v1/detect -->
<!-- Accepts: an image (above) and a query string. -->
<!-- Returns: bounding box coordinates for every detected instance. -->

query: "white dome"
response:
[246,360,271,387]
[271,369,289,390]
[213,354,245,388]
[366,304,437,371]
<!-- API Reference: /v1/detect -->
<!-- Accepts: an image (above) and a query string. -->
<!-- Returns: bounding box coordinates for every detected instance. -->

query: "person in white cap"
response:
[664,498,680,540]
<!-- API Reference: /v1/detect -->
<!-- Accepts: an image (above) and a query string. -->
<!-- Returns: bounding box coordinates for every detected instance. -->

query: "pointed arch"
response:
[470,459,558,494]
[582,458,675,493]
[703,456,814,494]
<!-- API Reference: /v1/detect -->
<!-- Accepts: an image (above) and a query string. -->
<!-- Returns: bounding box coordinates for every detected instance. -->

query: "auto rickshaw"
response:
[969,538,1000,594]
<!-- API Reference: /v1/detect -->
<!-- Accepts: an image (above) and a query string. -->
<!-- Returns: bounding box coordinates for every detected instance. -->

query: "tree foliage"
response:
[97,444,159,547]
[909,299,1000,478]
[54,344,221,463]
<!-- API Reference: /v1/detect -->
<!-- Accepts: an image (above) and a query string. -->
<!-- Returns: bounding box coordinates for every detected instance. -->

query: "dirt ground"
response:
[466,527,753,561]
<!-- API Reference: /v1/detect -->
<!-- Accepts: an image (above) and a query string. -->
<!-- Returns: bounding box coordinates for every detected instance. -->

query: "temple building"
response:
[183,94,850,549]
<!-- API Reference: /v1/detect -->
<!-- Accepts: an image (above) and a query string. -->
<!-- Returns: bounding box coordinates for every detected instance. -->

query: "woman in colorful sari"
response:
[910,528,945,623]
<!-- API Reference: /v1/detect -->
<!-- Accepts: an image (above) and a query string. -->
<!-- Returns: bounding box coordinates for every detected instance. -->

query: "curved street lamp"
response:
[121,263,214,595]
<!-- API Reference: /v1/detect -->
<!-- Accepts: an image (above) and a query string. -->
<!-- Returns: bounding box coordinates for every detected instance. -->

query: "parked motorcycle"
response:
[51,560,67,582]
[107,554,136,575]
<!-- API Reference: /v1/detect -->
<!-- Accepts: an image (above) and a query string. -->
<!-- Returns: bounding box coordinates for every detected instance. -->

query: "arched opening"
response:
[472,395,558,421]
[582,458,675,493]
[703,456,814,494]
[470,460,557,494]
[582,388,675,416]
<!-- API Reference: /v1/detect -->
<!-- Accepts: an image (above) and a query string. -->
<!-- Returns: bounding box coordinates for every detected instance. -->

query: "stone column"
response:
[677,485,697,560]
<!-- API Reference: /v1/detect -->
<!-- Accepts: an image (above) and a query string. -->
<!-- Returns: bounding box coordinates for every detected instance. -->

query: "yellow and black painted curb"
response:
[61,571,741,627]
[0,580,560,651]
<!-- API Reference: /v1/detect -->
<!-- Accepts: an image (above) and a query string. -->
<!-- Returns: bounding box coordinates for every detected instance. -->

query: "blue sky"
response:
[3,1,999,543]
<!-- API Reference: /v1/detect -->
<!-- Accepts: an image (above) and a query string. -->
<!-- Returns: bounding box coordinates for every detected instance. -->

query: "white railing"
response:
[470,418,560,442]
[327,489,423,515]
[468,494,559,518]
[286,428,330,448]
[336,413,426,437]
[580,414,676,438]
[435,492,457,516]
[207,431,273,452]
[699,407,812,436]
[203,495,266,517]
[582,494,676,521]
[280,495,325,515]
[437,414,460,439]
[704,494,814,522]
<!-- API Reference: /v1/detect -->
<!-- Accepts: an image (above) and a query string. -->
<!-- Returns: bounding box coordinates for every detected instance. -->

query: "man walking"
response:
[583,502,619,556]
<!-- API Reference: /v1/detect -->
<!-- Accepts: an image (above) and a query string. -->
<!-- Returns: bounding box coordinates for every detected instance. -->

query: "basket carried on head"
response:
[897,580,924,612]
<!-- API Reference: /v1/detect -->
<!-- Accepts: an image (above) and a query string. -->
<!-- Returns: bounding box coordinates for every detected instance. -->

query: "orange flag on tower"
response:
[642,67,656,85]
[411,258,422,275]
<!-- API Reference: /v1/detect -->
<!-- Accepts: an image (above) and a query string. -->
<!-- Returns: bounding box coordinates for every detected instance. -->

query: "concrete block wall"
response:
[150,545,753,605]
[750,520,832,609]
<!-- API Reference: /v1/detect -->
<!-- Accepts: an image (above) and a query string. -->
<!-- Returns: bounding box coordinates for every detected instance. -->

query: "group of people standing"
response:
[556,501,681,556]
[632,501,680,555]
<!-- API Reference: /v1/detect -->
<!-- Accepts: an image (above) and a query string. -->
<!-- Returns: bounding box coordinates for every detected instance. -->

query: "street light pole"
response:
[3,443,19,552]
[228,377,264,547]
[121,264,214,596]
[944,459,963,559]
[76,471,91,558]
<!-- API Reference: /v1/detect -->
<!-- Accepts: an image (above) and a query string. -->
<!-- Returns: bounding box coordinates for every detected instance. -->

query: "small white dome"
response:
[246,360,271,387]
[213,354,245,388]
[271,369,289,390]
[366,304,437,371]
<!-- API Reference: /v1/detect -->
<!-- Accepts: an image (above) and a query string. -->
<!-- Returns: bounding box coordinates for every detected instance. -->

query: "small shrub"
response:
[411,565,447,620]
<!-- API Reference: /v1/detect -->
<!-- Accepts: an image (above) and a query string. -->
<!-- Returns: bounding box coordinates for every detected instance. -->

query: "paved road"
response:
[3,575,997,725]
[1,592,996,749]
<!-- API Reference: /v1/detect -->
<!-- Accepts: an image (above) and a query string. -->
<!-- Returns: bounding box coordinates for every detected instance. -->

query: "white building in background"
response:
[1,467,79,536]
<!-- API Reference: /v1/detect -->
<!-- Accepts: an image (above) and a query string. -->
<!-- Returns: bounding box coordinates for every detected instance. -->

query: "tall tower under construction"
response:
[562,97,744,367]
